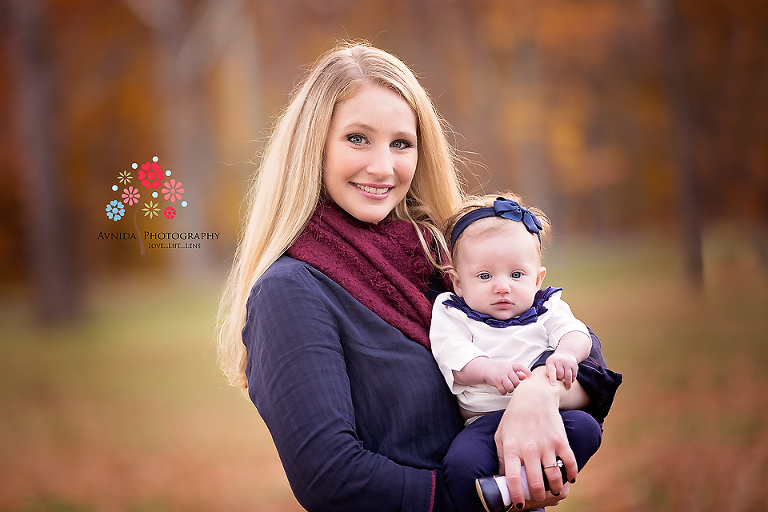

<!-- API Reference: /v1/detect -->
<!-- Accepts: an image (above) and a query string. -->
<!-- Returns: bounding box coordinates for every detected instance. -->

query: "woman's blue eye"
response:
[347,134,366,145]
[478,272,492,280]
[391,139,412,150]
[511,271,522,279]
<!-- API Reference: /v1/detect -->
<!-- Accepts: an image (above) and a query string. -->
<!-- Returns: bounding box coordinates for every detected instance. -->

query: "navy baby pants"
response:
[442,409,602,512]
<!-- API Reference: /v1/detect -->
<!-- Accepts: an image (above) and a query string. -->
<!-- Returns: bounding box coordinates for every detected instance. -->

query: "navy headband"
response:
[450,197,543,248]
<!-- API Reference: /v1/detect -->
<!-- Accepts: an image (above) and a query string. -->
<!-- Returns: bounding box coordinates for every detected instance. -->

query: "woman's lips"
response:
[353,183,392,197]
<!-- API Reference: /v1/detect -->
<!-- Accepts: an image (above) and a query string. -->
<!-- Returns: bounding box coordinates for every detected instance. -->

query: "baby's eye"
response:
[391,139,413,150]
[511,271,522,279]
[478,272,492,280]
[347,134,367,145]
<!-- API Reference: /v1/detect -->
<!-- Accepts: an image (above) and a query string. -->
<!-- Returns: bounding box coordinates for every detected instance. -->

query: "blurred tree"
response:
[653,0,704,287]
[121,0,254,275]
[2,0,767,295]
[8,0,82,321]
[495,3,556,222]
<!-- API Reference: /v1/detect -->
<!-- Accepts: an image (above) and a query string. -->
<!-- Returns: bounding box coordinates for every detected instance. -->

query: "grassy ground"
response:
[1,228,767,511]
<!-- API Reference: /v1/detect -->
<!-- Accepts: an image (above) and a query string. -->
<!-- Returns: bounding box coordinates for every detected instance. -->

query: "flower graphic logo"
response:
[118,170,132,185]
[106,200,125,221]
[138,161,163,189]
[122,186,141,206]
[161,179,184,203]
[143,201,161,218]
[104,156,190,255]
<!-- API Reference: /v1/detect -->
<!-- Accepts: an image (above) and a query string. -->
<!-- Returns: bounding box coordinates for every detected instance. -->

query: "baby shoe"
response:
[476,460,566,512]
[476,475,510,512]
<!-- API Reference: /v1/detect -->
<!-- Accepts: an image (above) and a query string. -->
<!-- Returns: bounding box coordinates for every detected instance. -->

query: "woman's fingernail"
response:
[553,492,560,496]
[516,504,524,510]
[570,478,576,484]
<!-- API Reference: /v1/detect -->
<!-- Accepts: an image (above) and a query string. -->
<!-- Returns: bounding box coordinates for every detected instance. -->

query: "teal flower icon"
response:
[106,200,125,221]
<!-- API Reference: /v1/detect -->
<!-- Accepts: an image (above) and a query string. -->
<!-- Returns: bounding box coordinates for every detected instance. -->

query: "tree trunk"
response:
[655,0,704,287]
[9,0,82,322]
[122,0,252,275]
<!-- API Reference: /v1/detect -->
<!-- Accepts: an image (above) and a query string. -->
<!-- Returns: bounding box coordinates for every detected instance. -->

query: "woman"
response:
[218,42,620,512]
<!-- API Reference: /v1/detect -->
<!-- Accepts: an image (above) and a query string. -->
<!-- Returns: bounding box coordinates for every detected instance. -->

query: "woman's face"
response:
[323,84,418,224]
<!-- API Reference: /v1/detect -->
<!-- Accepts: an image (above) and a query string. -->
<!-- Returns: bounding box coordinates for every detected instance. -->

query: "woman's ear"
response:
[536,266,547,289]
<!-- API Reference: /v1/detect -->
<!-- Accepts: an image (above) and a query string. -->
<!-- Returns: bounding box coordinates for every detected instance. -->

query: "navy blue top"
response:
[243,256,621,512]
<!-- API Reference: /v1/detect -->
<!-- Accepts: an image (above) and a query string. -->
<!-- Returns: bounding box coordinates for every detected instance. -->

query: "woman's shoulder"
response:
[251,256,321,298]
[262,254,312,277]
[249,255,350,308]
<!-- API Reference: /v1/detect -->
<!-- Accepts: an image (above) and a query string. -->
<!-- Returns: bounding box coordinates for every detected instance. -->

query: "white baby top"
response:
[430,288,589,414]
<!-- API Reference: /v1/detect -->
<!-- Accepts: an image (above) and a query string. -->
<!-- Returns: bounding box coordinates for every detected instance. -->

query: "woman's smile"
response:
[353,183,393,196]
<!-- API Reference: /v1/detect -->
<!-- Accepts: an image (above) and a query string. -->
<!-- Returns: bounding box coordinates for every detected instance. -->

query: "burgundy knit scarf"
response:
[286,201,437,350]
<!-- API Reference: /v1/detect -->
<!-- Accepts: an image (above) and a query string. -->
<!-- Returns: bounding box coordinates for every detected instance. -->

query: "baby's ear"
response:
[536,266,547,288]
[448,268,463,295]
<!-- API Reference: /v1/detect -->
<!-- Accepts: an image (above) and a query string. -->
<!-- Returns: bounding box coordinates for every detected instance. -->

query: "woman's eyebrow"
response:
[342,122,416,139]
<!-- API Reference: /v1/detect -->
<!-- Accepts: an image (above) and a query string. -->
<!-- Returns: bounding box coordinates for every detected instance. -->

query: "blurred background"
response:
[1,0,767,511]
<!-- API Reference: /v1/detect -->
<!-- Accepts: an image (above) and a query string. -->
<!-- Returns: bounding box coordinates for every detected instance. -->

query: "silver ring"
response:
[543,460,563,469]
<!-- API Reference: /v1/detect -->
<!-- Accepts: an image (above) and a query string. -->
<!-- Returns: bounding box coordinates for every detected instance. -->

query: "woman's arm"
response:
[493,368,576,508]
[496,330,622,509]
[243,264,453,512]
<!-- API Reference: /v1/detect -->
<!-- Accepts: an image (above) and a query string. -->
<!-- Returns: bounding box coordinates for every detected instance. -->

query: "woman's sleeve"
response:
[243,266,454,512]
[531,328,622,424]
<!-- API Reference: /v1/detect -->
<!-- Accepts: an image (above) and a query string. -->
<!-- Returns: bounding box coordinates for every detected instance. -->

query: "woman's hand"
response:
[524,482,570,510]
[494,367,583,508]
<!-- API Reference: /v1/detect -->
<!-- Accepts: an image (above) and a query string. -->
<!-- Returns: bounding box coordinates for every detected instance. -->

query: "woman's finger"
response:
[542,459,566,497]
[502,455,526,508]
[520,446,548,502]
[558,443,579,485]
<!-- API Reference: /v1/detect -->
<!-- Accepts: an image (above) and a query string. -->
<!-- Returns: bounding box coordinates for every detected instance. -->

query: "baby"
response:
[430,193,602,512]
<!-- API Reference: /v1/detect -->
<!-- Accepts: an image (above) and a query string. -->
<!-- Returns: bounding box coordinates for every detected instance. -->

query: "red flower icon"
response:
[138,161,163,189]
[164,206,177,219]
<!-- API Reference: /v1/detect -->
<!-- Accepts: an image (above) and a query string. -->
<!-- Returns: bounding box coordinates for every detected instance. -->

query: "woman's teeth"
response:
[356,184,389,195]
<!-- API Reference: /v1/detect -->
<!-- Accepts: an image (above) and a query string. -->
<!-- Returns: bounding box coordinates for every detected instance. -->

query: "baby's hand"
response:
[484,361,531,395]
[545,351,580,389]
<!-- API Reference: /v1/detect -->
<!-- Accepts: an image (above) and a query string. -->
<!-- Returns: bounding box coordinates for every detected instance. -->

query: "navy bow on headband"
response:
[450,197,543,248]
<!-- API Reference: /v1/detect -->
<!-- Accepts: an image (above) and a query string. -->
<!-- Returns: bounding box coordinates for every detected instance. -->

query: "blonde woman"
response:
[218,42,619,511]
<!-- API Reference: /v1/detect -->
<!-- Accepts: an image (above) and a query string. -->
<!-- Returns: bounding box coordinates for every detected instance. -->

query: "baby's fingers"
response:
[545,361,558,386]
[503,376,518,394]
[512,364,532,378]
[562,367,573,389]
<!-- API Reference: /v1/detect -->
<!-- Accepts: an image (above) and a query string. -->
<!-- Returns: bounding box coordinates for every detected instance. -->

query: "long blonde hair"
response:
[217,42,464,388]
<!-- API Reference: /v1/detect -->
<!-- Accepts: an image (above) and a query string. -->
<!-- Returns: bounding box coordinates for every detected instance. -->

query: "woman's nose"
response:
[366,145,395,178]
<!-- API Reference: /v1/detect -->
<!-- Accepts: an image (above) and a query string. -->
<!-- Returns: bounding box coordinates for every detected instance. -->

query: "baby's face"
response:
[450,219,545,320]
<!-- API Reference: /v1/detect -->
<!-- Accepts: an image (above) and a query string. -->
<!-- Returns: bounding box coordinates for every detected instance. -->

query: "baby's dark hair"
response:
[444,191,552,260]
